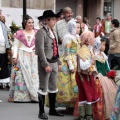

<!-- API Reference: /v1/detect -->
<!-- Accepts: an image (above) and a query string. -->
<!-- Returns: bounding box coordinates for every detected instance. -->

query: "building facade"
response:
[0,0,120,27]
[0,0,55,26]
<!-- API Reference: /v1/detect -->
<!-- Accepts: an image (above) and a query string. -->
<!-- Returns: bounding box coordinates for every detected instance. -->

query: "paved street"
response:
[0,90,78,120]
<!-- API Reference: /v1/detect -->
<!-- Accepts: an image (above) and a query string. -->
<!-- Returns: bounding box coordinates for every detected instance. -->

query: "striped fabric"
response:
[77,45,91,61]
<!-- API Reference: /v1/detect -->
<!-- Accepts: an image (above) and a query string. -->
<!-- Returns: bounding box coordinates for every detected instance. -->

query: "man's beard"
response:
[65,17,72,22]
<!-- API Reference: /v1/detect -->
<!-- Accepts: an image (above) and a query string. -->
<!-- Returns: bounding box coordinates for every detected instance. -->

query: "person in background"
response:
[35,16,44,30]
[0,16,12,76]
[56,9,64,22]
[0,15,10,102]
[93,17,104,37]
[35,10,63,120]
[55,7,73,56]
[0,15,5,23]
[8,15,39,102]
[83,17,92,31]
[0,9,2,16]
[108,19,120,69]
[102,13,112,36]
[0,16,10,88]
[76,15,88,35]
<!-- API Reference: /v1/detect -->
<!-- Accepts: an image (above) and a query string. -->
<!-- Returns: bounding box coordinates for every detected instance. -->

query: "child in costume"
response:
[75,31,99,120]
[35,10,63,119]
[56,20,81,108]
[93,36,117,120]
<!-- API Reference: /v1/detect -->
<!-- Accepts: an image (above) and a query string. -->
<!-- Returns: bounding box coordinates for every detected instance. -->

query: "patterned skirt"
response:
[8,50,39,102]
[73,72,99,117]
[56,57,78,108]
[110,85,120,120]
[93,74,117,119]
[74,73,117,119]
[75,72,99,105]
[46,56,78,108]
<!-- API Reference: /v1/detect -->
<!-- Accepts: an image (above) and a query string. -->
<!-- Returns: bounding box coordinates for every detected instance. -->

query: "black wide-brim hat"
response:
[37,16,43,20]
[41,10,57,19]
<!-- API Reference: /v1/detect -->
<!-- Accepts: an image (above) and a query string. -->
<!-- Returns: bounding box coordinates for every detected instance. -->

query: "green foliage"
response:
[9,21,21,33]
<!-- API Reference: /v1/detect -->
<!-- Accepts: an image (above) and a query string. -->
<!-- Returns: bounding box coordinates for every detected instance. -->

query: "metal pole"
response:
[23,0,26,18]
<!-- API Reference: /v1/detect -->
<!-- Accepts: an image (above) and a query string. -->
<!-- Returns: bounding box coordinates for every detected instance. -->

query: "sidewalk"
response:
[0,90,78,120]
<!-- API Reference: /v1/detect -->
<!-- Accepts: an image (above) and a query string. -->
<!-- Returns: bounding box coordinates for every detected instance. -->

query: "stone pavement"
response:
[0,90,78,120]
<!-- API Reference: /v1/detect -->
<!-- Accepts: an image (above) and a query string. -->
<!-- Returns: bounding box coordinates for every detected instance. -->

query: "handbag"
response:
[0,42,6,53]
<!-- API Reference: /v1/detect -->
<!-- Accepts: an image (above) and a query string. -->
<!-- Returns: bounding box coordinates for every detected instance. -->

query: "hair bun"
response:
[23,14,32,21]
[22,14,32,29]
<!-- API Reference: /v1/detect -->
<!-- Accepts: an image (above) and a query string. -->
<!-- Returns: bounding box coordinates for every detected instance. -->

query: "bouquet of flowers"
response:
[9,21,21,34]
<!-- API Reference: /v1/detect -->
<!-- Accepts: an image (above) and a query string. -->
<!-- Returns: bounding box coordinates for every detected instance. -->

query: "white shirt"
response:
[84,24,89,32]
[0,24,5,43]
[79,59,92,70]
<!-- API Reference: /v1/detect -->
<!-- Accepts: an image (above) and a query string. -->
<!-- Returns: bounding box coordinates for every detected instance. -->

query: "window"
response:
[104,0,114,17]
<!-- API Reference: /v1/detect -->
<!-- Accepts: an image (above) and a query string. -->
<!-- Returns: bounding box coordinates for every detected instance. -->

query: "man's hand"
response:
[45,66,52,73]
[58,65,62,71]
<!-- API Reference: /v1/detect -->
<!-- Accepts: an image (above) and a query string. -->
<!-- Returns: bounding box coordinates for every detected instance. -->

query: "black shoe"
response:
[49,110,64,116]
[38,113,48,119]
[84,114,93,120]
[79,116,85,120]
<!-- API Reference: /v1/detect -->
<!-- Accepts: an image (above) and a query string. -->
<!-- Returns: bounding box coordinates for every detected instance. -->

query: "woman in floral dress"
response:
[8,15,39,102]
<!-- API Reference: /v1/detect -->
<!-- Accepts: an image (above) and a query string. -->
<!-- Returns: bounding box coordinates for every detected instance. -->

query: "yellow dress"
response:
[56,38,80,108]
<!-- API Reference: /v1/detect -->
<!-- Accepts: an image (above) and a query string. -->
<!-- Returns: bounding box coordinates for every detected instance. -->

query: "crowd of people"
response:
[0,7,120,120]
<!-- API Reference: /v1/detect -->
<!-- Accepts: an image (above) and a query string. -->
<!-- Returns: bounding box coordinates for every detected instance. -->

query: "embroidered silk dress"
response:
[8,30,39,102]
[56,36,80,108]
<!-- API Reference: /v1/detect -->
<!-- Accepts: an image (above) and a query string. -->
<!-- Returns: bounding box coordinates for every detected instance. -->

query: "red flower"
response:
[106,70,116,79]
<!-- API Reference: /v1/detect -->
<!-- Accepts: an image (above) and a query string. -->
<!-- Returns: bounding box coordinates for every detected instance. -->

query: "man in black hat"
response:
[35,10,63,119]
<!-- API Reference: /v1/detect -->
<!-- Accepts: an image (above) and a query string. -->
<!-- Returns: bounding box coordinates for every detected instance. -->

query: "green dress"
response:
[96,61,110,76]
[95,52,110,76]
[93,53,117,119]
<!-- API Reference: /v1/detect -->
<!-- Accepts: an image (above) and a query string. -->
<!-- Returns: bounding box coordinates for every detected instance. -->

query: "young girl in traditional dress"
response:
[93,36,117,120]
[56,20,81,108]
[75,31,99,120]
